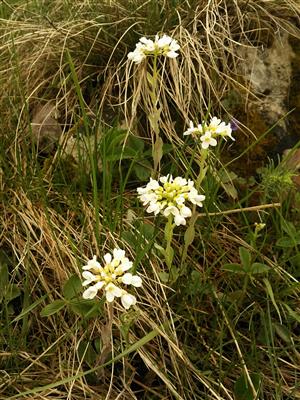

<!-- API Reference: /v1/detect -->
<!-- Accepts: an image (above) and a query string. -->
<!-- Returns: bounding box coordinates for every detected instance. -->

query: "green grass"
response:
[1,1,300,399]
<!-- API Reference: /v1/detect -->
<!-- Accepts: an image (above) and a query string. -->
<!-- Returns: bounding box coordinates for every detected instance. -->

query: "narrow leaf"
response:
[263,278,281,322]
[284,304,300,324]
[41,300,66,317]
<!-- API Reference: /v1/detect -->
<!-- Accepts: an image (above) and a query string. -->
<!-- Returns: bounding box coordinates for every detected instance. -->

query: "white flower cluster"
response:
[184,117,235,149]
[82,250,142,310]
[128,34,180,64]
[137,175,205,226]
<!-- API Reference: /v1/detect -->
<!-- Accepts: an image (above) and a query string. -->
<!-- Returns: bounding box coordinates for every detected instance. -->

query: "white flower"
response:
[184,116,235,145]
[200,132,218,149]
[128,34,180,64]
[137,175,205,226]
[81,251,142,309]
[122,273,142,287]
[105,283,123,302]
[82,255,101,271]
[121,292,137,309]
[83,281,105,299]
[183,121,205,136]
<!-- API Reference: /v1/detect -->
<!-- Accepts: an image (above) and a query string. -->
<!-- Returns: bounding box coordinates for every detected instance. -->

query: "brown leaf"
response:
[31,101,62,152]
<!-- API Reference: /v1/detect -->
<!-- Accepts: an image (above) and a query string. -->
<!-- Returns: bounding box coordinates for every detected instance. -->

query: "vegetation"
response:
[1,1,300,399]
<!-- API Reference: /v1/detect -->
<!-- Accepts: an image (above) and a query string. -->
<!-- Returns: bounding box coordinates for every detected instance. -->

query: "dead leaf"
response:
[31,101,62,152]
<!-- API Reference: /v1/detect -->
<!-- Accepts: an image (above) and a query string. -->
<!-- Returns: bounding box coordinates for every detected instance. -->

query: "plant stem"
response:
[164,215,175,270]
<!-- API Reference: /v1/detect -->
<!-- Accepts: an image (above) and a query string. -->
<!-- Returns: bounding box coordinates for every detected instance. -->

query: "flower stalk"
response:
[164,215,175,270]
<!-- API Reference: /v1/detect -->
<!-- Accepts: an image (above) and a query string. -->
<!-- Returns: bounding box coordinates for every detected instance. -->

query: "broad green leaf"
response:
[63,274,82,300]
[251,263,270,274]
[134,160,152,181]
[69,299,102,319]
[77,341,98,367]
[139,222,155,240]
[122,231,136,247]
[222,263,246,274]
[234,373,261,400]
[127,135,145,153]
[41,300,66,317]
[239,247,251,271]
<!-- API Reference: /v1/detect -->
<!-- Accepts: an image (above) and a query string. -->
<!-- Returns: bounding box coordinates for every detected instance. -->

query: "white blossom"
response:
[183,116,234,148]
[200,132,217,149]
[121,292,137,309]
[137,175,205,226]
[128,34,180,64]
[81,251,142,309]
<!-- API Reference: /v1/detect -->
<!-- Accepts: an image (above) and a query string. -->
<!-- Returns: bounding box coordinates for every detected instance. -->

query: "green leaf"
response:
[11,295,48,324]
[127,135,145,153]
[69,299,102,319]
[122,231,136,247]
[251,263,271,274]
[139,222,155,240]
[284,304,300,324]
[239,247,251,271]
[146,71,154,86]
[222,182,238,199]
[63,274,82,300]
[134,160,152,181]
[276,236,300,248]
[153,136,163,169]
[158,271,169,283]
[165,246,174,268]
[281,220,297,236]
[263,278,281,322]
[222,263,246,274]
[148,110,161,135]
[273,323,292,343]
[77,341,98,367]
[6,284,21,302]
[234,373,261,400]
[41,300,66,317]
[184,222,195,248]
[0,262,9,300]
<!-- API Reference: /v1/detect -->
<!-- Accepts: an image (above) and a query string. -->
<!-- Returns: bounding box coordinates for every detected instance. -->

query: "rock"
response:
[237,31,295,139]
[31,101,62,152]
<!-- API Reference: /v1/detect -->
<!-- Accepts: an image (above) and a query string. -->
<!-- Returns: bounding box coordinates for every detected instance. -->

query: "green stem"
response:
[196,147,208,190]
[164,215,175,270]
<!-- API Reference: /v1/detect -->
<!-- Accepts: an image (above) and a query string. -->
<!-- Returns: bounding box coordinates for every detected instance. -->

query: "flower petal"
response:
[82,286,98,299]
[131,275,142,287]
[121,293,137,309]
[122,272,133,285]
